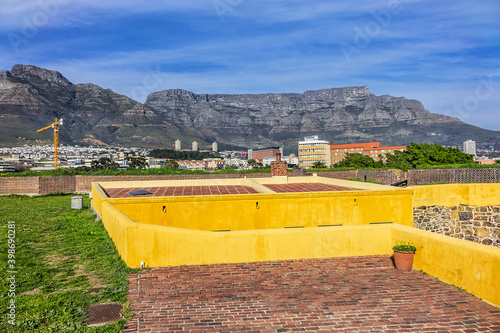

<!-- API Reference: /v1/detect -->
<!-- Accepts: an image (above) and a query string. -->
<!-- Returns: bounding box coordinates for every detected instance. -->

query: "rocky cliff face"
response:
[0,64,499,150]
[0,65,187,147]
[144,86,492,150]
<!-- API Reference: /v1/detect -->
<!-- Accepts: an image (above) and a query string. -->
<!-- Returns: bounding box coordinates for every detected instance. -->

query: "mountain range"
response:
[1,64,499,152]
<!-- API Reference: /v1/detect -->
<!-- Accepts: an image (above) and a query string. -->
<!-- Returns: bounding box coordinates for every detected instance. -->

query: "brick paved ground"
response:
[124,255,500,332]
[104,185,260,198]
[263,183,360,193]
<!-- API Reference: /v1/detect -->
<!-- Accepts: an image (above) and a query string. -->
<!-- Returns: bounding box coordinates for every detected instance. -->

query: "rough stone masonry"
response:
[413,205,500,247]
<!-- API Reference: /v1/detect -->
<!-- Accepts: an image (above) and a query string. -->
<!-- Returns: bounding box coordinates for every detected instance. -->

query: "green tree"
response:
[313,160,327,169]
[385,150,412,171]
[164,160,179,171]
[384,142,474,170]
[90,157,119,171]
[125,156,148,170]
[248,159,256,164]
[251,162,264,169]
[335,153,379,169]
[149,149,218,160]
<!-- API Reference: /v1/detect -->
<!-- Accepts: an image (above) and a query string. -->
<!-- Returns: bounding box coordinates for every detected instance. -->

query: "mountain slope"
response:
[0,65,200,148]
[0,64,499,151]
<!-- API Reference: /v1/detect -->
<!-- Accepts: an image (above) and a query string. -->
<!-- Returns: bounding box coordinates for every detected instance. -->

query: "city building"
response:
[0,162,16,172]
[262,154,298,167]
[175,140,182,151]
[262,156,277,166]
[463,140,477,156]
[147,157,167,169]
[298,136,331,168]
[225,158,249,169]
[212,142,218,152]
[282,154,299,166]
[248,147,283,163]
[331,142,407,164]
[177,160,206,171]
[192,141,198,151]
[205,159,225,170]
[475,156,496,165]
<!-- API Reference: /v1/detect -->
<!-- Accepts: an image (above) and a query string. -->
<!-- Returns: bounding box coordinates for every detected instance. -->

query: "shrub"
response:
[392,241,417,252]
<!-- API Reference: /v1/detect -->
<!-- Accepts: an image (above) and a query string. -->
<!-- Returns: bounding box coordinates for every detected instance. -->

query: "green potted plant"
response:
[392,241,417,271]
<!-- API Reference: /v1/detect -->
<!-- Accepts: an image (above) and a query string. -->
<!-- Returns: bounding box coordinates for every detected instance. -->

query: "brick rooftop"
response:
[104,185,260,198]
[103,183,361,198]
[124,255,500,332]
[263,183,360,193]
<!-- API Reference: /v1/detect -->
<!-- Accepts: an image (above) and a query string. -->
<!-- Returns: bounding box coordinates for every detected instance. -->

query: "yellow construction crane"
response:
[37,118,63,169]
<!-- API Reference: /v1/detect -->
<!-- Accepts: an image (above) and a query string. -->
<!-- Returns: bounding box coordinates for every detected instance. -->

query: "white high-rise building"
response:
[463,140,476,156]
[175,140,181,151]
[212,142,218,152]
[192,141,198,151]
[298,135,331,168]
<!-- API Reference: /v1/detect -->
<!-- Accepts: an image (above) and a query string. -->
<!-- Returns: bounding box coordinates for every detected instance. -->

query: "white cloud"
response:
[0,0,212,31]
[1,0,499,130]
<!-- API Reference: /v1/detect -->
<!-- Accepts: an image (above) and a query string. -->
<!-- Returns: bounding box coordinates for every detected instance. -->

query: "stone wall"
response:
[39,176,77,195]
[74,173,274,193]
[408,168,500,186]
[314,169,406,185]
[0,172,277,195]
[1,167,498,195]
[0,176,39,195]
[413,205,500,247]
[0,169,403,195]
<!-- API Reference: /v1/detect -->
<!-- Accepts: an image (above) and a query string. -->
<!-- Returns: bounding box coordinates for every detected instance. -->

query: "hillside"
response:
[0,65,200,148]
[1,64,499,151]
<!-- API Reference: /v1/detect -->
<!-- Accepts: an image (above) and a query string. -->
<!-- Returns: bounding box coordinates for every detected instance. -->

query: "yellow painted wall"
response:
[109,189,412,231]
[93,180,500,308]
[391,224,500,308]
[102,201,392,267]
[92,179,412,230]
[91,182,107,217]
[412,183,500,207]
[100,201,500,307]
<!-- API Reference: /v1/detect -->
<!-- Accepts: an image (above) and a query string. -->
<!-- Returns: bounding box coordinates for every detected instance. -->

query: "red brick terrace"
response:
[124,255,500,332]
[263,183,359,193]
[103,183,359,198]
[104,185,260,198]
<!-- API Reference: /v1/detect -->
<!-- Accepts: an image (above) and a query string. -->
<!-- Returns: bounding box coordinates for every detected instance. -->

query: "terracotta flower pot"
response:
[393,250,415,271]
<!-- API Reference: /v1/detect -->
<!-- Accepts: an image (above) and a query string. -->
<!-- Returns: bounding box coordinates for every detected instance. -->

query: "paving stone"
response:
[125,255,500,332]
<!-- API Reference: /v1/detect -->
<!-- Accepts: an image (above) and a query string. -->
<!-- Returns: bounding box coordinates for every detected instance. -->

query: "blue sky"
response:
[1,0,499,130]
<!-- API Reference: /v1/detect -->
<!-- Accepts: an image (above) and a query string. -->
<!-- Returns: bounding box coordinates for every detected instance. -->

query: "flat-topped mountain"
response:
[144,86,481,150]
[1,64,499,151]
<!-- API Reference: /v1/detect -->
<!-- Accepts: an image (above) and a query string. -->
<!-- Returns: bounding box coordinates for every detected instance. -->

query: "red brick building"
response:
[248,147,283,162]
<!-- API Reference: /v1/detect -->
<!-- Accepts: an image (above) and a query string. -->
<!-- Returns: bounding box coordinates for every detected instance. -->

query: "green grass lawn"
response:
[0,194,138,332]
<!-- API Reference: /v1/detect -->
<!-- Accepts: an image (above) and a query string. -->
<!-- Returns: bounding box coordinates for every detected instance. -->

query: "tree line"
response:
[148,149,219,160]
[314,142,478,171]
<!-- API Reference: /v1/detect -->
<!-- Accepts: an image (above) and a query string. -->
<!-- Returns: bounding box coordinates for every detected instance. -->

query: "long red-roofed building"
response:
[331,142,407,164]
